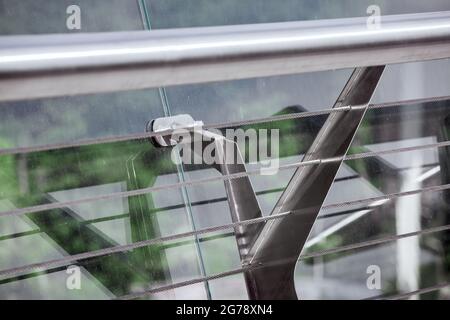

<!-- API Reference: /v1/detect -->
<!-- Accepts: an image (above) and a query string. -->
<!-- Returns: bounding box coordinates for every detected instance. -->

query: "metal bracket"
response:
[147,114,204,147]
[148,66,384,300]
[148,115,264,296]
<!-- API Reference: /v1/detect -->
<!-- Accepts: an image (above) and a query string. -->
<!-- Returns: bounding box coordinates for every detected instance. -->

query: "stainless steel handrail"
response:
[1,11,450,101]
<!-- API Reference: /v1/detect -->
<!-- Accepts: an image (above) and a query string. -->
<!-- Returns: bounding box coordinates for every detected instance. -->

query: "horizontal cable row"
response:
[1,95,449,295]
[321,183,450,211]
[381,282,450,300]
[1,94,449,157]
[0,212,291,278]
[1,184,450,281]
[2,139,450,219]
[118,223,450,300]
[118,266,252,300]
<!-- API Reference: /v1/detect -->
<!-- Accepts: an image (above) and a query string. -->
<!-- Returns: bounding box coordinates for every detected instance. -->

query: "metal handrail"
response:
[1,11,450,101]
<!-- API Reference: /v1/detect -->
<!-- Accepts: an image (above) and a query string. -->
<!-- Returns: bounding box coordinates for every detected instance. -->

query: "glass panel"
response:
[0,266,114,299]
[306,159,449,250]
[351,98,450,154]
[0,236,207,299]
[0,139,208,298]
[0,0,143,34]
[295,98,450,299]
[0,113,322,300]
[145,0,450,28]
[296,233,450,299]
[0,91,164,149]
[209,274,248,300]
[0,0,166,150]
[158,72,352,125]
[373,59,450,103]
[1,93,449,299]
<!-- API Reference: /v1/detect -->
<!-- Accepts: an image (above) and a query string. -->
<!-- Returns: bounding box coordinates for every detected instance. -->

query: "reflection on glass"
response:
[1,0,450,300]
[0,89,165,149]
[297,99,450,299]
[297,233,450,300]
[0,0,164,150]
[1,98,450,299]
[0,138,244,299]
[145,0,450,28]
[0,0,144,35]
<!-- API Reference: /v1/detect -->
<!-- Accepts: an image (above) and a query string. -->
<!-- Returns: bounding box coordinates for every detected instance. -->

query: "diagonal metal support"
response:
[148,65,384,299]
[243,66,385,299]
[185,130,264,260]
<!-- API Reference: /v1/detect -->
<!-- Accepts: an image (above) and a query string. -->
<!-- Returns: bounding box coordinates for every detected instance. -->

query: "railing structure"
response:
[1,11,450,300]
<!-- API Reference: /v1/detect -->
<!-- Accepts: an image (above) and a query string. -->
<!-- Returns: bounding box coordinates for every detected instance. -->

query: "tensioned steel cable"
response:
[381,282,450,300]
[0,106,348,156]
[369,94,450,110]
[298,223,450,260]
[2,139,450,219]
[118,266,254,300]
[0,211,292,278]
[123,281,450,300]
[0,94,449,157]
[1,185,450,281]
[117,223,450,300]
[1,96,449,287]
[321,183,450,210]
[362,282,450,300]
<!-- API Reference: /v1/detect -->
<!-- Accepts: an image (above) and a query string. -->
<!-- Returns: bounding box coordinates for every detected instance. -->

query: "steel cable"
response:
[1,95,449,157]
[2,140,450,219]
